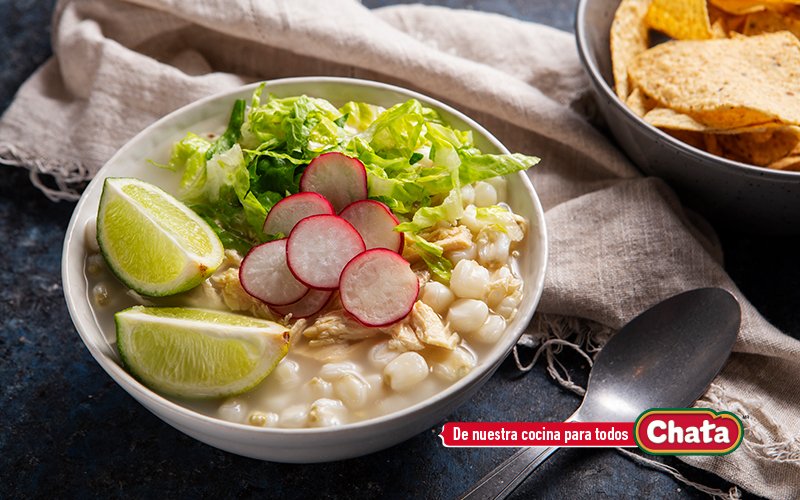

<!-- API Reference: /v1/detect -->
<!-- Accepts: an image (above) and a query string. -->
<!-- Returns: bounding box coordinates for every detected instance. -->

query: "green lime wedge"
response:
[116,306,290,398]
[96,177,224,297]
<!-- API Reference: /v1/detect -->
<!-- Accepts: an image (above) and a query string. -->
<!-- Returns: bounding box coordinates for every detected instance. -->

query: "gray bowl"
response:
[576,0,800,234]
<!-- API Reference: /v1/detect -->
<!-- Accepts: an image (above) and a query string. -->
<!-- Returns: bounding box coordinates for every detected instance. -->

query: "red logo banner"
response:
[437,409,743,455]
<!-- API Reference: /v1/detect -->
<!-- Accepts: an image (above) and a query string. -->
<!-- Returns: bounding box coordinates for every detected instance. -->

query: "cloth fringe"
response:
[698,384,800,463]
[0,142,89,201]
[617,448,741,500]
[515,313,740,498]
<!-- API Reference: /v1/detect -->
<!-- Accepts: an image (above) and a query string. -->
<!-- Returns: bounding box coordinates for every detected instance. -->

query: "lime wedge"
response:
[96,177,224,297]
[116,306,290,398]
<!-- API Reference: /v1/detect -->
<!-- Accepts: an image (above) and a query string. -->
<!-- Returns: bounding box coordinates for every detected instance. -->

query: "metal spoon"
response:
[460,287,741,500]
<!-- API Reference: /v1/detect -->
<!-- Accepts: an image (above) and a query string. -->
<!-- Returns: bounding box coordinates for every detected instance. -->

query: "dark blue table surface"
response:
[2,1,795,498]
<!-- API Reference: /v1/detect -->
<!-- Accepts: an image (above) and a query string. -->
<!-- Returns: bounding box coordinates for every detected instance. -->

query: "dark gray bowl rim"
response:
[575,0,800,181]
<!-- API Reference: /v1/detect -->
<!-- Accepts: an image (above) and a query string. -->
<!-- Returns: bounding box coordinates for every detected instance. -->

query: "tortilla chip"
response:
[710,18,729,37]
[629,32,800,129]
[716,129,800,165]
[768,155,800,170]
[644,107,786,133]
[709,0,767,14]
[704,134,724,156]
[710,0,800,15]
[626,87,659,116]
[743,9,800,37]
[662,129,707,150]
[646,0,713,39]
[610,0,652,100]
[724,14,750,33]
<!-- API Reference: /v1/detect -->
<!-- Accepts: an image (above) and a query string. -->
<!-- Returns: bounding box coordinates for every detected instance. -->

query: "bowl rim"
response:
[62,76,548,437]
[575,0,800,181]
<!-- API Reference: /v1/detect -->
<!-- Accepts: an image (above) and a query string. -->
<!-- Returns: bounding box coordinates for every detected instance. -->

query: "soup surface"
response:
[84,177,526,428]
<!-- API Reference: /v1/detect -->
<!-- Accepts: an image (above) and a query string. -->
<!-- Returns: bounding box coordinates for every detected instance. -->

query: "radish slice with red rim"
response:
[286,214,366,290]
[239,239,308,306]
[299,152,368,213]
[263,192,334,237]
[339,199,403,253]
[270,289,334,319]
[339,249,419,327]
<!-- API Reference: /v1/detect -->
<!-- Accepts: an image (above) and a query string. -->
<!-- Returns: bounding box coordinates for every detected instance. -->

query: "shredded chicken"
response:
[410,301,459,350]
[208,268,276,320]
[288,319,307,346]
[387,322,425,352]
[402,242,423,265]
[222,249,244,267]
[387,301,460,352]
[403,224,474,264]
[420,224,473,252]
[302,309,379,346]
[291,341,362,364]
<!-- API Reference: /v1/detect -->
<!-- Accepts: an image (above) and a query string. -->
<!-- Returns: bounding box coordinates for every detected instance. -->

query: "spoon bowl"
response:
[579,287,740,422]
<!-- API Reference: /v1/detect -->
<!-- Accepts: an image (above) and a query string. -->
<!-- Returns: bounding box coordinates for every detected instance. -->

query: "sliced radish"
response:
[339,249,419,327]
[286,215,366,290]
[270,289,334,319]
[300,152,368,212]
[339,199,404,253]
[263,192,335,236]
[240,239,308,306]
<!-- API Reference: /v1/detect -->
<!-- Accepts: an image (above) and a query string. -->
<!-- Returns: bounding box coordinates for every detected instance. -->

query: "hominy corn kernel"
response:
[304,376,334,400]
[334,374,370,409]
[307,399,347,428]
[218,399,247,424]
[433,347,476,382]
[472,314,506,344]
[272,359,301,386]
[86,254,106,276]
[450,260,490,300]
[248,411,278,427]
[279,404,310,428]
[92,282,110,306]
[495,293,522,319]
[446,245,478,265]
[368,341,400,369]
[420,281,456,315]
[474,181,498,207]
[447,299,489,334]
[485,176,508,203]
[384,352,429,392]
[460,184,476,206]
[319,362,359,381]
[477,230,511,268]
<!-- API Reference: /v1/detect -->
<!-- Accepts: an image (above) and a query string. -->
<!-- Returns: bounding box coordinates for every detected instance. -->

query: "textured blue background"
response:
[2,1,795,498]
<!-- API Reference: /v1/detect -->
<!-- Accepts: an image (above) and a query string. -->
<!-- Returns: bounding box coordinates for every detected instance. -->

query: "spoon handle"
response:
[459,445,558,500]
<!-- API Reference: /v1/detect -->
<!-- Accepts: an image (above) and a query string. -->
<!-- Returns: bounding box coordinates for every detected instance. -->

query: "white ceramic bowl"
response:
[62,77,548,462]
[576,0,800,234]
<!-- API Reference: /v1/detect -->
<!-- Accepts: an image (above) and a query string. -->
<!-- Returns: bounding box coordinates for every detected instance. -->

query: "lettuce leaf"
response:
[404,232,452,282]
[206,99,246,160]
[160,87,540,272]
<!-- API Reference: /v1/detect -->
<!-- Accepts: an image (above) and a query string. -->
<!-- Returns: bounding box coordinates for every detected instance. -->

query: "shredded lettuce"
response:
[161,83,540,273]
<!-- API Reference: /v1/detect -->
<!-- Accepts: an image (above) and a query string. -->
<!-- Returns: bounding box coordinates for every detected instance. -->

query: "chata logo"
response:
[634,409,744,455]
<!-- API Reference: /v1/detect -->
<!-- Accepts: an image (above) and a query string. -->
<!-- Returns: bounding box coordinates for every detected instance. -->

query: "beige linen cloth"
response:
[2,0,799,497]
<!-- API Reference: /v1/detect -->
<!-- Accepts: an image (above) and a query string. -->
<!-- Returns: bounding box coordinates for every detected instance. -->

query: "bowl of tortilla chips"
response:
[576,0,800,233]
